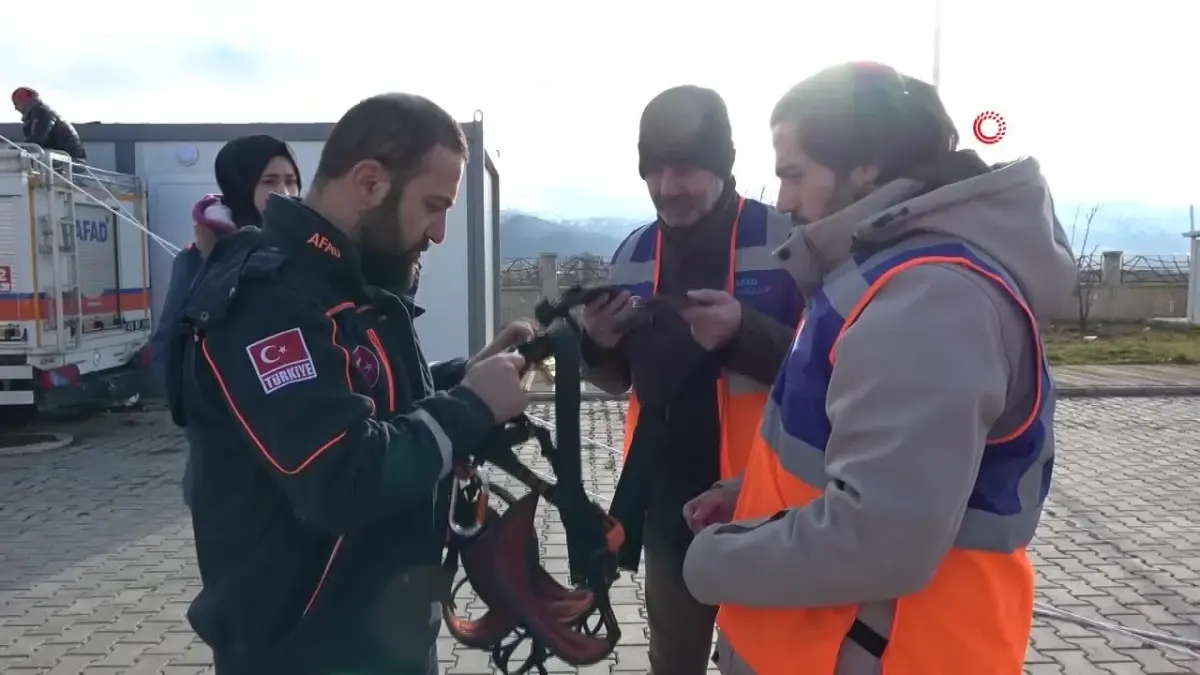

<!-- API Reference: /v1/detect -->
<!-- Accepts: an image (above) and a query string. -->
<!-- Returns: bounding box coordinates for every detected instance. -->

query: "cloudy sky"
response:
[4,0,1195,219]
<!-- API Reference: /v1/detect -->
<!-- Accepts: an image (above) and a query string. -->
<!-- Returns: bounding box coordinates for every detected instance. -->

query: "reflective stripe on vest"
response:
[716,238,1054,675]
[609,197,801,478]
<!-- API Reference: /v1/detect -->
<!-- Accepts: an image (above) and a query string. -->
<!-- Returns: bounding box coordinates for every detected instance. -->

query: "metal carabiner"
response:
[448,469,490,538]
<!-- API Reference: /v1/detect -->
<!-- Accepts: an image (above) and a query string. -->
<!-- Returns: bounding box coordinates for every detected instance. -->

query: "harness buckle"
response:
[449,468,490,538]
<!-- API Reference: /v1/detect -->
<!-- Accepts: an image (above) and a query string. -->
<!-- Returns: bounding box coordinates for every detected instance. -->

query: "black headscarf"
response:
[214,135,301,227]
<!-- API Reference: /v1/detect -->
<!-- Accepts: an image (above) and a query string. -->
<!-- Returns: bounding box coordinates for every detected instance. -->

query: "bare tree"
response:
[1068,204,1102,333]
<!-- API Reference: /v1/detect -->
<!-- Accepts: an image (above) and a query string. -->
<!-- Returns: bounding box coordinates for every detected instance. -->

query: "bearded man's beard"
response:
[408,260,422,297]
[794,178,875,227]
[361,246,421,295]
[652,183,726,228]
[358,194,424,296]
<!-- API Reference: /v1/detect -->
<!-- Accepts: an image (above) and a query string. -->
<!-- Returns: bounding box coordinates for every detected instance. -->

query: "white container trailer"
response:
[0,145,152,412]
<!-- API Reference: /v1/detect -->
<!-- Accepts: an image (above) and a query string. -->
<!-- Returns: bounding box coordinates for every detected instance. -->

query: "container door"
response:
[0,196,27,345]
[0,196,22,312]
[74,201,120,332]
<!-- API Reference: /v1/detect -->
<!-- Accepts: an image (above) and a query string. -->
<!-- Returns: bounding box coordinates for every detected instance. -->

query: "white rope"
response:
[0,132,183,259]
[1033,601,1200,657]
[78,161,181,256]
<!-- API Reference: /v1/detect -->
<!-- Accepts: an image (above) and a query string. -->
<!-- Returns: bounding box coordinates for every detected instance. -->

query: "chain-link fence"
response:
[507,253,1192,288]
[1075,253,1190,284]
[1119,254,1190,283]
[501,258,541,287]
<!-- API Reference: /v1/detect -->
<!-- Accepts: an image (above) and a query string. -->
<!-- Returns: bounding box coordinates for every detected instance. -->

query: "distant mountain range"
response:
[500,202,1196,261]
[500,211,648,259]
[1057,202,1195,256]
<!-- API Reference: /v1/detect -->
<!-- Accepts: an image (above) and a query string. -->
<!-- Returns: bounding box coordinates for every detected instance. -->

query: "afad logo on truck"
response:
[75,217,110,243]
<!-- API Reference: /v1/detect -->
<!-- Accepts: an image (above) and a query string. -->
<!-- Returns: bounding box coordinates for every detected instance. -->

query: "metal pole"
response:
[932,0,943,89]
[1188,205,1198,323]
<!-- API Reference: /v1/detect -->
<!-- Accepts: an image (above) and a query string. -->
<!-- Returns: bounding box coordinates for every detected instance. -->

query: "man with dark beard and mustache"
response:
[163,93,534,675]
[581,85,803,675]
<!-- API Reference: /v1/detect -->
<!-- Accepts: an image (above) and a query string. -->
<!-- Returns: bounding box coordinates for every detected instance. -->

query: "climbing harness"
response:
[441,287,626,675]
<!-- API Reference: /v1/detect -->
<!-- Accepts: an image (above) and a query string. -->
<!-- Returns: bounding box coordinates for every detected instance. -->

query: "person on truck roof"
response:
[162,93,535,675]
[11,87,87,162]
[680,61,1076,675]
[148,135,302,507]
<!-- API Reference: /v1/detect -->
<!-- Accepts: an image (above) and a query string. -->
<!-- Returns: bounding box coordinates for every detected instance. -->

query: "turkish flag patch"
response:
[246,328,317,394]
[353,345,381,387]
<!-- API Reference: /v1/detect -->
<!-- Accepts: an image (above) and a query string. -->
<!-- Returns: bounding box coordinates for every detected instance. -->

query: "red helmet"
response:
[11,87,37,105]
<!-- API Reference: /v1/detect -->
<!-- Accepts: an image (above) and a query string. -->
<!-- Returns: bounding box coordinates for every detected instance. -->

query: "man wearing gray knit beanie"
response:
[581,85,804,675]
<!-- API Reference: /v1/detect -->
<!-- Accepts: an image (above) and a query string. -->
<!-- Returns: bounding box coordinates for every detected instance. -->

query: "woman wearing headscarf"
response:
[147,135,301,505]
[191,134,303,256]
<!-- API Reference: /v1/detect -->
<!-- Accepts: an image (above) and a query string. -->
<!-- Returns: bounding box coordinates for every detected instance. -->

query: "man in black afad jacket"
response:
[11,87,86,161]
[163,93,532,675]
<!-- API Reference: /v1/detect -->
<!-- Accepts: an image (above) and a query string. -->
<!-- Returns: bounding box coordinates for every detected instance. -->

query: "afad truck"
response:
[0,145,153,418]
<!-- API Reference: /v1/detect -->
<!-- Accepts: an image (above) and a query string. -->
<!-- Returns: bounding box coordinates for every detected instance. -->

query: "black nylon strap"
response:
[607,407,664,572]
[846,619,889,658]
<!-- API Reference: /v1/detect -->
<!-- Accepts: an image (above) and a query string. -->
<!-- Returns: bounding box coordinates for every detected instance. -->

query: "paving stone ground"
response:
[2,399,1200,674]
[1054,366,1200,392]
[555,366,1200,399]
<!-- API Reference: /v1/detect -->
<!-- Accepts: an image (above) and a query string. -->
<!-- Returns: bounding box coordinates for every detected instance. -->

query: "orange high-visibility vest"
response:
[606,197,802,479]
[716,241,1054,674]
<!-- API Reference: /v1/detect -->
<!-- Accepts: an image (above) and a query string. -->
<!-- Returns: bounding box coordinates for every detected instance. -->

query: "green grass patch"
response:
[1043,323,1200,366]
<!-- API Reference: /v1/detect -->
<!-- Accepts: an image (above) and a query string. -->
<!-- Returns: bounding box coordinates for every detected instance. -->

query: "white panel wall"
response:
[81,142,116,172]
[413,170,471,363]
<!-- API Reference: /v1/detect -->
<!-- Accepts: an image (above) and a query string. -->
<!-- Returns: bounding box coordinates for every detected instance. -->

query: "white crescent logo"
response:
[260,345,284,364]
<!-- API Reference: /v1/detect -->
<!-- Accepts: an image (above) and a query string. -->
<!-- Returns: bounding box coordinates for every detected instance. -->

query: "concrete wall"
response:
[1071,283,1187,323]
[501,252,1193,326]
[1063,250,1189,323]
